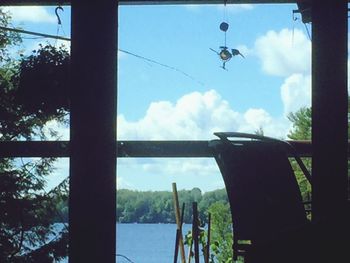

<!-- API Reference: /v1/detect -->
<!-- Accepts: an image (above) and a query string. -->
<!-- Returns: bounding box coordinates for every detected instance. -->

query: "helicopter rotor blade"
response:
[209,48,220,55]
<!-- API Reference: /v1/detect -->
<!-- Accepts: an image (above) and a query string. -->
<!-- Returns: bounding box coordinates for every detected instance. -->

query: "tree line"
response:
[54,188,229,224]
[117,188,228,224]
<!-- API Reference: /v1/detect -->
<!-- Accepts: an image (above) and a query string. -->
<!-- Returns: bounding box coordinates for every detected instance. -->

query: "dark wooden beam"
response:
[0,0,310,6]
[0,140,325,158]
[311,1,349,261]
[69,1,117,263]
[312,0,348,221]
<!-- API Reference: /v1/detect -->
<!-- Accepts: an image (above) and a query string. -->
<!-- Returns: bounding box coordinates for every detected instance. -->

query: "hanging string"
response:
[292,9,311,42]
[55,5,65,46]
[291,11,297,45]
[222,0,229,47]
[304,23,311,41]
[223,0,228,22]
[224,29,227,47]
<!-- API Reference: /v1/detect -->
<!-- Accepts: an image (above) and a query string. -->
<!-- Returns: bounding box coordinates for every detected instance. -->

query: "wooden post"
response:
[205,213,211,263]
[312,1,348,261]
[312,0,348,223]
[192,202,199,263]
[69,1,117,262]
[172,183,186,263]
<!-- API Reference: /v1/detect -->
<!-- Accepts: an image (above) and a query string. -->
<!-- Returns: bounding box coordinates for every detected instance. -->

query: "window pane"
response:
[0,157,69,262]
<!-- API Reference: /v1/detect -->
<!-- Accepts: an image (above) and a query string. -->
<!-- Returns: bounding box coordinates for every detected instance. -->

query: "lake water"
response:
[59,223,197,263]
[118,223,194,263]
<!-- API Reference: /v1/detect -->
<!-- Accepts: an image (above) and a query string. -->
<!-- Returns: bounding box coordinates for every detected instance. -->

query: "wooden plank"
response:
[3,140,350,158]
[172,183,186,263]
[0,140,318,158]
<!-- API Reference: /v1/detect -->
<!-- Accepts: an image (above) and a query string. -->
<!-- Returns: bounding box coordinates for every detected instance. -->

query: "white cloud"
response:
[142,158,217,177]
[116,89,292,190]
[117,176,134,189]
[43,119,70,140]
[117,89,290,140]
[244,108,272,129]
[281,73,311,115]
[23,40,70,56]
[46,158,69,190]
[4,6,56,24]
[254,28,311,77]
[251,28,312,115]
[235,44,253,57]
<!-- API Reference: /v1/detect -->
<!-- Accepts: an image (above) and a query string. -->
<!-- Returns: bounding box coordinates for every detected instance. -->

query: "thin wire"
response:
[22,36,46,40]
[119,49,205,86]
[0,26,70,41]
[116,254,135,263]
[0,26,205,86]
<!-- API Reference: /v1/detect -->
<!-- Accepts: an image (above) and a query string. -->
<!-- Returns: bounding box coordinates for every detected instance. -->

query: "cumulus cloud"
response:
[117,89,290,140]
[43,119,70,140]
[4,6,56,24]
[116,89,291,190]
[251,28,312,116]
[254,28,311,77]
[235,44,253,57]
[24,40,70,56]
[117,175,134,189]
[281,73,311,116]
[142,158,217,177]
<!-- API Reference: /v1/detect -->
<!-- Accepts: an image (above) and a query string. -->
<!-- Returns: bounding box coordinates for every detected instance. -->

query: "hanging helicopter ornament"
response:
[210,12,244,70]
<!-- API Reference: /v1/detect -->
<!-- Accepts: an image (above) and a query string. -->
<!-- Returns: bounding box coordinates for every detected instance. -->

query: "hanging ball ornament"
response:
[219,22,229,32]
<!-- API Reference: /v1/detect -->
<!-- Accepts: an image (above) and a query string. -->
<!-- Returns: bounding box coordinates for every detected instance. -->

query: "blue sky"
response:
[4,4,314,192]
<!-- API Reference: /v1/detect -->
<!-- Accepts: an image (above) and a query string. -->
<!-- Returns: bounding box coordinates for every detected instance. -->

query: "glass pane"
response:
[1,6,70,142]
[117,157,227,262]
[117,4,311,141]
[117,3,312,262]
[0,157,69,262]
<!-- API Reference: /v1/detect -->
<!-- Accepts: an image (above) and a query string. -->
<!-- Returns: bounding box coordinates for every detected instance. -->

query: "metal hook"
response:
[55,6,64,25]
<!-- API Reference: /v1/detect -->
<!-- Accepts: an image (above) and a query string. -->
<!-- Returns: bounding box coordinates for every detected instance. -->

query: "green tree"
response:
[287,107,312,203]
[184,201,233,263]
[287,107,311,140]
[0,12,70,261]
[0,9,21,64]
[207,202,233,263]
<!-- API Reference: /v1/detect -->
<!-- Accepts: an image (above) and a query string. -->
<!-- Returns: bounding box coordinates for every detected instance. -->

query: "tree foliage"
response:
[0,10,69,262]
[287,107,312,203]
[0,9,21,64]
[208,202,233,263]
[116,188,228,224]
[287,107,311,141]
